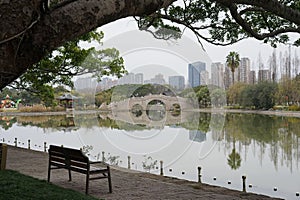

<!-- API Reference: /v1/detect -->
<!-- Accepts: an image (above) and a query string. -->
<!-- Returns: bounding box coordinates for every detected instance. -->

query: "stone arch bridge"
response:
[108,94,195,111]
[101,94,197,127]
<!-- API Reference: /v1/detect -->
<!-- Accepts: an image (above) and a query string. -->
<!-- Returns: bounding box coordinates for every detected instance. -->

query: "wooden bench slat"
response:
[50,157,89,170]
[50,151,88,162]
[90,168,109,174]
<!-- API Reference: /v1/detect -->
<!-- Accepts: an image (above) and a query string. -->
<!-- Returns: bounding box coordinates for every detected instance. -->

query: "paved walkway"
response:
[6,146,280,200]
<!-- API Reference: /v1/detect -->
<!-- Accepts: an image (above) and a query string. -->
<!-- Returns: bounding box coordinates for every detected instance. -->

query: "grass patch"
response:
[0,170,98,200]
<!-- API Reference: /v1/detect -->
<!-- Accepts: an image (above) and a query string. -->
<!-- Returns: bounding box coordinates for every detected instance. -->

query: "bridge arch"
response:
[108,94,195,112]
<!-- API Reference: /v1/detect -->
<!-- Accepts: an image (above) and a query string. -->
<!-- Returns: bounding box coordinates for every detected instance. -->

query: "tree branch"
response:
[216,0,300,25]
[226,3,300,40]
[0,0,176,89]
[150,13,246,46]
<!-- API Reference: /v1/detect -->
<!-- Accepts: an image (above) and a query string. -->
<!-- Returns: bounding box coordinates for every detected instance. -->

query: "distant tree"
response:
[276,77,293,105]
[226,82,247,105]
[195,86,210,108]
[210,88,226,107]
[226,52,240,85]
[276,76,300,105]
[239,85,256,108]
[242,82,277,109]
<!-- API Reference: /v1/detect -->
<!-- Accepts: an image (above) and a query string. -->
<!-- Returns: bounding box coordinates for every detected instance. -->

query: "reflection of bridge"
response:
[102,111,198,127]
[107,94,195,111]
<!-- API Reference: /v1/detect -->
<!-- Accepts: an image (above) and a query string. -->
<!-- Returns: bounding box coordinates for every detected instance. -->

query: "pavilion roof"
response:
[57,93,80,100]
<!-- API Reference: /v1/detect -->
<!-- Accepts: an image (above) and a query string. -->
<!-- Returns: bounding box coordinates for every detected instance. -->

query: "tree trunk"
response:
[0,0,175,89]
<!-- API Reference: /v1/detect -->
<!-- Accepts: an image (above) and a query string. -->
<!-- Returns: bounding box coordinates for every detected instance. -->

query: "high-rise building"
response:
[144,73,166,85]
[151,74,166,85]
[98,77,118,91]
[249,70,256,84]
[118,73,135,85]
[169,76,185,90]
[74,77,97,92]
[135,73,143,84]
[211,62,224,87]
[200,70,209,85]
[188,61,206,87]
[224,66,232,89]
[238,58,250,83]
[258,69,271,82]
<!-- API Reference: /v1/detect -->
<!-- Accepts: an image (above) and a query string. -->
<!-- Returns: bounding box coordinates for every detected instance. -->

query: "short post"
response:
[198,166,202,183]
[28,139,31,150]
[14,138,17,147]
[44,142,47,152]
[102,151,105,162]
[160,160,164,176]
[0,143,7,170]
[127,156,131,169]
[242,175,246,192]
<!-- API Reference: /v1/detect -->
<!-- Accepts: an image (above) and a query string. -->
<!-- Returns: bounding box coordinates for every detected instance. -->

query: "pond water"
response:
[0,111,299,199]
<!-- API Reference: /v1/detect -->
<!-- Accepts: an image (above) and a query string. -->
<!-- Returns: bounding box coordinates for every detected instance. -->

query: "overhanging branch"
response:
[216,0,300,25]
[226,3,300,40]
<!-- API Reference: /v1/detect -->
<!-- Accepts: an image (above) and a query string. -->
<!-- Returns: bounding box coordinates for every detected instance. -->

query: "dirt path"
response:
[5,146,280,200]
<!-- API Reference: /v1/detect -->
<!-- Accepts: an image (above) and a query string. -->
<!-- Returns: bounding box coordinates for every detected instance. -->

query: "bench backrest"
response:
[49,145,89,173]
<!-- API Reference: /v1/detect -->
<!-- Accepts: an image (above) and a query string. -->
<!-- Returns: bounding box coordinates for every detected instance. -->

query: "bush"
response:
[51,105,65,112]
[288,105,300,111]
[273,105,288,111]
[227,105,242,109]
[19,105,48,112]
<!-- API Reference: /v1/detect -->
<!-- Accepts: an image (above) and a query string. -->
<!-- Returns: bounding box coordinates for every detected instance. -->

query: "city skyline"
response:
[77,53,298,92]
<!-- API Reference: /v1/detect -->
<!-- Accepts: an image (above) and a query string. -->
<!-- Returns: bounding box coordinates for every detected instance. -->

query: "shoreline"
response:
[6,146,281,199]
[198,108,300,118]
[1,108,300,118]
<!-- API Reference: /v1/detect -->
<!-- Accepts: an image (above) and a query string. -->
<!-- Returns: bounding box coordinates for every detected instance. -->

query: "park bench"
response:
[47,145,112,194]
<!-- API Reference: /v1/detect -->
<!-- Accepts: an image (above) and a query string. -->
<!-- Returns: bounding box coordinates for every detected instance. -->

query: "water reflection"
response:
[189,130,206,143]
[227,148,242,170]
[0,112,300,199]
[1,113,299,171]
[223,114,300,171]
[0,116,16,130]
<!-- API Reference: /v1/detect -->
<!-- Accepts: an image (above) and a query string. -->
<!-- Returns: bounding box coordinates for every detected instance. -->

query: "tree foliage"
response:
[136,0,300,47]
[196,86,211,107]
[231,82,277,110]
[226,82,247,105]
[276,76,300,105]
[10,31,126,106]
[210,88,226,107]
[226,51,240,84]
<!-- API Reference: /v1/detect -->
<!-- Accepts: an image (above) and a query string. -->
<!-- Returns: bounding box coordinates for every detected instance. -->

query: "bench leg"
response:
[107,166,112,193]
[86,173,90,195]
[47,160,51,182]
[68,168,72,181]
[47,167,51,182]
